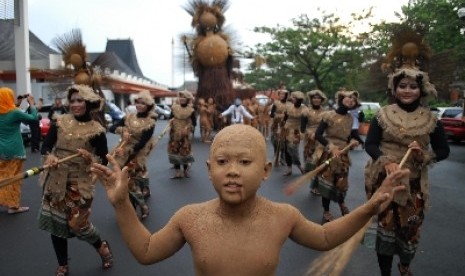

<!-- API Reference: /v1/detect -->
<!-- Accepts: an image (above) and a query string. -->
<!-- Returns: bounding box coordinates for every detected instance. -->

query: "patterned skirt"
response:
[168,136,195,166]
[38,180,100,243]
[0,159,24,208]
[371,176,425,263]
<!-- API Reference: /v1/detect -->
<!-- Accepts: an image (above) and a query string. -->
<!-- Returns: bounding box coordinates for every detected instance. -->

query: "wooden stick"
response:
[0,153,81,188]
[284,140,357,196]
[304,148,413,276]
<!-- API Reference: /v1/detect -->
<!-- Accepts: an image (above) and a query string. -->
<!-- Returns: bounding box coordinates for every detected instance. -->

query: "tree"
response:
[243,10,372,95]
[362,0,465,101]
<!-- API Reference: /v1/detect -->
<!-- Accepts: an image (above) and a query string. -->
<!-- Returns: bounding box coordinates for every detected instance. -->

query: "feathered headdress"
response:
[52,29,104,96]
[382,26,437,99]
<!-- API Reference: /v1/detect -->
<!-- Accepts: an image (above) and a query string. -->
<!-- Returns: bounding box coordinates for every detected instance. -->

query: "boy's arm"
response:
[290,169,408,250]
[91,155,186,264]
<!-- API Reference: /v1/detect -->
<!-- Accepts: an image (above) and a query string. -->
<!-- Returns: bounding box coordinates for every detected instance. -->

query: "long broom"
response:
[284,140,358,196]
[0,153,81,189]
[304,148,412,276]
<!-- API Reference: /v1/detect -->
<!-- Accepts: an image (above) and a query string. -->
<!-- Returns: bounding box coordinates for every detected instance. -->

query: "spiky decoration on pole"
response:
[52,29,107,127]
[183,0,235,111]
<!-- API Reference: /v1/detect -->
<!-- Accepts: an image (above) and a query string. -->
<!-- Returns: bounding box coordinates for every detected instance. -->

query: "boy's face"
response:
[207,126,271,205]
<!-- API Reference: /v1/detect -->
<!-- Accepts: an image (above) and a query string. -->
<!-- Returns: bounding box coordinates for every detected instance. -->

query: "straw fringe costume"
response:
[257,99,272,138]
[270,90,289,166]
[363,27,450,276]
[315,110,353,202]
[168,92,196,178]
[198,98,213,142]
[282,91,308,175]
[110,99,156,218]
[315,90,362,222]
[303,90,327,194]
[38,114,107,240]
[303,90,327,171]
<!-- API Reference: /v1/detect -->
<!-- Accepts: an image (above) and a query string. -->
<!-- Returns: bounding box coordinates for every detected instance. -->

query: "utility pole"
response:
[171,37,175,88]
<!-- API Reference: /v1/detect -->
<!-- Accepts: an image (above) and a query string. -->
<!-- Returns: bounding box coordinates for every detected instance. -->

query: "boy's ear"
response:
[263,161,272,180]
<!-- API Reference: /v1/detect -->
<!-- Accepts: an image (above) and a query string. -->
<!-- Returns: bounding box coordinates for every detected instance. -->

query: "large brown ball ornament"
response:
[199,11,217,31]
[69,54,83,68]
[196,34,229,67]
[74,71,91,85]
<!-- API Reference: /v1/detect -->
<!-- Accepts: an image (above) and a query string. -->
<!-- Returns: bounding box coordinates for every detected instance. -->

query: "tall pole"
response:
[171,37,175,88]
[458,7,465,120]
[14,0,31,95]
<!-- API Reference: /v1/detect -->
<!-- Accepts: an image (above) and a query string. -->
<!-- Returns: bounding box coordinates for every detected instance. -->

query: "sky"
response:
[27,0,408,88]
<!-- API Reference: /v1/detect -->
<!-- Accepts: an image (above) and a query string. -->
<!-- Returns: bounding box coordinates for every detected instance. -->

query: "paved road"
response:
[1,120,464,276]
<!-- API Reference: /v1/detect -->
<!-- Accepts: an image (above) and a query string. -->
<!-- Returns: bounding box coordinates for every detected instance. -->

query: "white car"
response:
[360,102,381,112]
[156,104,171,120]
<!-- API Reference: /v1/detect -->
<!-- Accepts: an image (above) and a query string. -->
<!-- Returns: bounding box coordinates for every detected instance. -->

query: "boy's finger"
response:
[106,154,121,171]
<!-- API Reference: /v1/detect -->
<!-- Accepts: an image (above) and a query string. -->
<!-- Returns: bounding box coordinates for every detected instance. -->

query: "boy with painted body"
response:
[92,124,408,276]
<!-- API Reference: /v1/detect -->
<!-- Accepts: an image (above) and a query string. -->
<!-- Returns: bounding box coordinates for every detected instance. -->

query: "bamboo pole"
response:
[304,148,413,276]
[0,153,81,188]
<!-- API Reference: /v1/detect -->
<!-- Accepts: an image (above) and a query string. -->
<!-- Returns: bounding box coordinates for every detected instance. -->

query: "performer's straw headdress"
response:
[135,90,155,106]
[307,89,327,104]
[179,90,194,100]
[381,26,437,101]
[335,89,361,107]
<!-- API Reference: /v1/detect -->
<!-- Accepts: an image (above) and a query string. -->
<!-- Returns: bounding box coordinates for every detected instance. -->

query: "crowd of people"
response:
[0,40,452,276]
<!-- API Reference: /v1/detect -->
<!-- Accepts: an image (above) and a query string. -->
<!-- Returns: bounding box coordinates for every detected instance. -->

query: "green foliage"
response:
[243,10,372,95]
[362,108,377,123]
[243,0,465,99]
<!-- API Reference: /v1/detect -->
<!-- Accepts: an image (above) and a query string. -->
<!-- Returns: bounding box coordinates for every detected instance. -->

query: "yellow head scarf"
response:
[0,87,17,114]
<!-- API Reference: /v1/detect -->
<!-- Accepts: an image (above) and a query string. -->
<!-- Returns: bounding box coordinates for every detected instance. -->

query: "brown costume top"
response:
[113,112,156,168]
[365,104,437,204]
[284,104,308,142]
[41,114,106,202]
[304,106,326,136]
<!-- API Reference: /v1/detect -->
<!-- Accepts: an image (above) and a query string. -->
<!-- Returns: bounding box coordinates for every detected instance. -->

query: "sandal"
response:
[310,188,321,196]
[283,168,292,176]
[170,172,183,179]
[140,205,149,220]
[398,263,413,276]
[323,211,334,223]
[8,206,29,214]
[142,187,151,199]
[339,203,350,216]
[98,240,114,269]
[55,265,68,276]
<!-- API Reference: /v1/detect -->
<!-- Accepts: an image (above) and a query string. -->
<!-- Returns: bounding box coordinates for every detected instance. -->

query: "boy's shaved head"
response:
[210,124,266,159]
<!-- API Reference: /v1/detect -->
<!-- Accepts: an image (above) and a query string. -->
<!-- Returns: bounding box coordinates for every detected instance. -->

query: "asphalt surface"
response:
[1,120,464,276]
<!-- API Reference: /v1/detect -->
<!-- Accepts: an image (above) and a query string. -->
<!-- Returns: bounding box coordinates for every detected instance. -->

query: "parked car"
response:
[105,102,125,124]
[441,111,465,142]
[39,117,51,138]
[38,104,52,139]
[360,102,381,112]
[438,107,463,119]
[104,113,113,128]
[156,104,171,120]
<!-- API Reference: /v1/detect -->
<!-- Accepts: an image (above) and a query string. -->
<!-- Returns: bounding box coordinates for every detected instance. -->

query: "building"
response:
[0,19,178,108]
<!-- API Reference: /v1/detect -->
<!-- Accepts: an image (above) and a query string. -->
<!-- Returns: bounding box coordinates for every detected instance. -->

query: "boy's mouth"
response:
[224,182,242,192]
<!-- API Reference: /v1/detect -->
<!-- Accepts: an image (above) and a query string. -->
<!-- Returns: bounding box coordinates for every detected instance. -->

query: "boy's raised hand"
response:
[366,169,409,215]
[91,154,130,207]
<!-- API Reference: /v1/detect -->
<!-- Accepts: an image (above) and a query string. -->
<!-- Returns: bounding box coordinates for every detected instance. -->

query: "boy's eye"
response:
[217,159,228,165]
[240,159,251,165]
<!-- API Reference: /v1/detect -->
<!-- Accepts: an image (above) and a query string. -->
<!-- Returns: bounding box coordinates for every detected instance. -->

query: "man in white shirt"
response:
[220,98,254,124]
